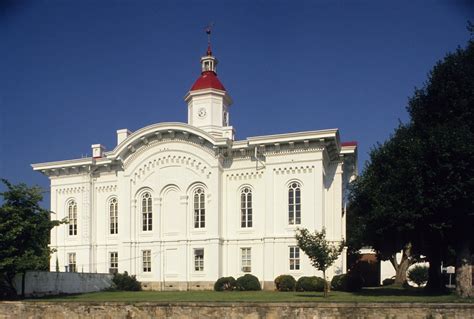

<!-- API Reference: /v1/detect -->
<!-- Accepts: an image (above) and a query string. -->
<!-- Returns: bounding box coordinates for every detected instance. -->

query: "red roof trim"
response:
[341,141,358,147]
[190,71,226,92]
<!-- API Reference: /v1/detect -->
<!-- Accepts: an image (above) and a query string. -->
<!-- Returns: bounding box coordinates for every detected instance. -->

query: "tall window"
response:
[241,187,253,228]
[288,182,301,225]
[68,200,77,236]
[68,253,76,272]
[142,192,152,231]
[193,188,205,228]
[142,250,151,272]
[289,246,300,270]
[241,248,251,273]
[109,252,118,274]
[194,249,204,271]
[109,198,118,234]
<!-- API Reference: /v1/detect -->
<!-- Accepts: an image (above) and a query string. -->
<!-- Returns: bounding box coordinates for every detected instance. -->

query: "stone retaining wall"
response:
[1,301,473,319]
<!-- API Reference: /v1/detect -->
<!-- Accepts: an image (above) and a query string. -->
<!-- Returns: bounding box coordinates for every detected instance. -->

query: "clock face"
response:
[198,108,207,118]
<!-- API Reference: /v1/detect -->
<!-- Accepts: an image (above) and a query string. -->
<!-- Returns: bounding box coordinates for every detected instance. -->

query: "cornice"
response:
[32,158,93,171]
[96,185,118,193]
[246,128,339,146]
[31,125,349,178]
[273,165,315,175]
[226,170,264,181]
[56,186,86,195]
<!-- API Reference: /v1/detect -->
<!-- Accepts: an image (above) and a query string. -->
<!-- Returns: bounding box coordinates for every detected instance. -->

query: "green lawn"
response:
[34,287,473,303]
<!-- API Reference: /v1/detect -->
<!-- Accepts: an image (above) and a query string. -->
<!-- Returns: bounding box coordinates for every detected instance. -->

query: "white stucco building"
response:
[32,42,357,290]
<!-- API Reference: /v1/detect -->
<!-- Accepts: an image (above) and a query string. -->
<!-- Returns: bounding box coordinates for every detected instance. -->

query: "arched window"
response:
[109,198,118,234]
[142,192,152,231]
[241,187,252,228]
[288,182,301,225]
[193,188,205,228]
[68,200,77,236]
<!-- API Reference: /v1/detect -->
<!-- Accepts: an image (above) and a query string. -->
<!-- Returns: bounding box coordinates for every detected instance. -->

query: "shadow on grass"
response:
[296,286,452,299]
[357,286,451,297]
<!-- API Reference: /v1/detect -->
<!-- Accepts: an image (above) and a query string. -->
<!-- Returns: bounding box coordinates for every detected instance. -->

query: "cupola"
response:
[185,28,234,140]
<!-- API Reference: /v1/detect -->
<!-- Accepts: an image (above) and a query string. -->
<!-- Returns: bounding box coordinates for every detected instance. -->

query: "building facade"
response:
[32,43,357,290]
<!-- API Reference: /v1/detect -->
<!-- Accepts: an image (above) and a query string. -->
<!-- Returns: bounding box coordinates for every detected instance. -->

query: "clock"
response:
[198,108,207,118]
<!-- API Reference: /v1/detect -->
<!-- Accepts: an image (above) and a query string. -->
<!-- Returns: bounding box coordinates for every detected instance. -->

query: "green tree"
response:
[347,124,424,285]
[348,32,474,297]
[0,179,61,297]
[295,228,344,297]
[406,35,474,297]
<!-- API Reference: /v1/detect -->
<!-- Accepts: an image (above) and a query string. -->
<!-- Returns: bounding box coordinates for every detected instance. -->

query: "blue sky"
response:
[0,0,472,205]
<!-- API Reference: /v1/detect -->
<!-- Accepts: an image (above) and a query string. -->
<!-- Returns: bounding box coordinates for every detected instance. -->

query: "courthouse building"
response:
[32,42,357,290]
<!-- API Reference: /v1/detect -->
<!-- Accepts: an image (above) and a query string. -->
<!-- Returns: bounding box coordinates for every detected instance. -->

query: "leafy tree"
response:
[0,179,61,297]
[347,124,423,285]
[295,228,343,297]
[348,31,474,297]
[406,36,474,296]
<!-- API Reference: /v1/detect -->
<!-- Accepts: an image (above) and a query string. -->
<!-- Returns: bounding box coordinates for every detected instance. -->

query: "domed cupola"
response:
[190,44,226,92]
[185,27,234,140]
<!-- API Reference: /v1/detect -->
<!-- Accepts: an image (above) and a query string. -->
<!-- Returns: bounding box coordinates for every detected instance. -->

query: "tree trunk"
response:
[21,272,25,299]
[455,240,473,298]
[3,273,17,299]
[389,243,414,285]
[323,270,328,297]
[425,247,443,293]
[394,255,410,284]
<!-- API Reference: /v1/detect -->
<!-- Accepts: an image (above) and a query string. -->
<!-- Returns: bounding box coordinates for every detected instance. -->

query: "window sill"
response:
[237,229,254,234]
[289,270,303,274]
[163,232,179,236]
[139,232,154,237]
[191,272,206,277]
[190,230,207,235]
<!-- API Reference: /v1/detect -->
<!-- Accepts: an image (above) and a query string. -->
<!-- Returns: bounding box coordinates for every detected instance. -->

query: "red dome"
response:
[190,71,226,91]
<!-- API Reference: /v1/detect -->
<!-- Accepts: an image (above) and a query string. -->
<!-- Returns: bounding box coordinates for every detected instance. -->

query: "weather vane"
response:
[205,22,214,46]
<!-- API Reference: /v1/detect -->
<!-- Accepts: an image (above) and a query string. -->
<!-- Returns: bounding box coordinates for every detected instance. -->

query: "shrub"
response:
[382,277,396,286]
[296,276,325,292]
[274,275,296,291]
[331,274,348,291]
[112,271,141,291]
[408,265,429,287]
[329,272,363,292]
[345,272,364,292]
[236,274,261,291]
[214,276,236,291]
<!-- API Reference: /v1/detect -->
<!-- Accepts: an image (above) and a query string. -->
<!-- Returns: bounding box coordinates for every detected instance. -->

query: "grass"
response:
[32,286,473,303]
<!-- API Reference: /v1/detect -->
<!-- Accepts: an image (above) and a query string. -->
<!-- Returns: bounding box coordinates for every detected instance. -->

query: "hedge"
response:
[214,276,237,291]
[274,275,296,291]
[296,276,325,292]
[236,274,261,291]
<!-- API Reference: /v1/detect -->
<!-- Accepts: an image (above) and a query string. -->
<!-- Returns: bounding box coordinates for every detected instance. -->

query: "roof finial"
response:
[205,22,214,56]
